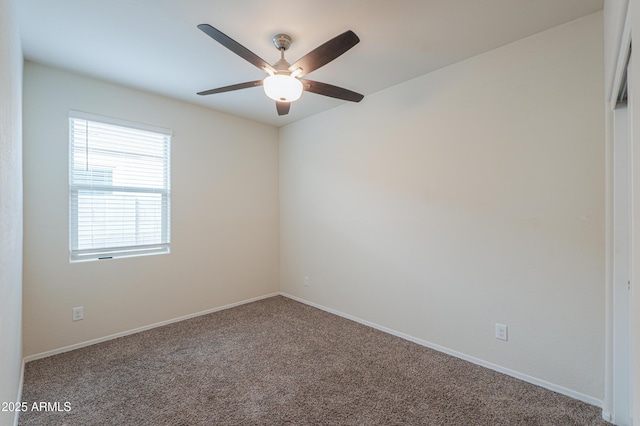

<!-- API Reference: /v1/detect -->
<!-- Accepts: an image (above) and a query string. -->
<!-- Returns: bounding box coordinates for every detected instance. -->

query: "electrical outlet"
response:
[304,276,310,286]
[495,323,508,341]
[72,306,84,321]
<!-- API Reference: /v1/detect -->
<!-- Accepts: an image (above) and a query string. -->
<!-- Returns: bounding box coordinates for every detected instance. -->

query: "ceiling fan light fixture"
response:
[197,25,363,115]
[263,74,303,102]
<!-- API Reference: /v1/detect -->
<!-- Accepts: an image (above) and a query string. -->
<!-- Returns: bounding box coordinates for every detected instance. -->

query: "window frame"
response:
[68,110,172,262]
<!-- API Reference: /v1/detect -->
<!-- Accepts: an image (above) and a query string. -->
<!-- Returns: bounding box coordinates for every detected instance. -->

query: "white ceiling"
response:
[17,0,603,127]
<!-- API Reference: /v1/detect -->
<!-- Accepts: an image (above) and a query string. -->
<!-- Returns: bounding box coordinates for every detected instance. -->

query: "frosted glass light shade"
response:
[263,75,303,102]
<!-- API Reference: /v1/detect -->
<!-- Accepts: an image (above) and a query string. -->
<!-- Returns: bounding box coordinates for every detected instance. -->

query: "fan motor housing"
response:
[272,34,292,51]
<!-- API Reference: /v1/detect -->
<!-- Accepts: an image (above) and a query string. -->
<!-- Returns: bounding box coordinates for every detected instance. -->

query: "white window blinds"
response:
[69,111,171,262]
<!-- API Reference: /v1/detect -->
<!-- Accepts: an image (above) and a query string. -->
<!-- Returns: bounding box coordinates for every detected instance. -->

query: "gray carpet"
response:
[19,296,608,425]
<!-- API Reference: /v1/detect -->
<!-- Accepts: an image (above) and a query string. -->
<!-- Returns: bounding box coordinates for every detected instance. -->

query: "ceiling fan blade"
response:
[276,101,290,116]
[289,30,360,77]
[197,80,263,96]
[198,24,275,74]
[301,80,364,102]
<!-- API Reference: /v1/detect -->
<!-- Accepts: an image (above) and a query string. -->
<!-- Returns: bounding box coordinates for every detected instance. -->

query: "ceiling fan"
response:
[197,24,364,116]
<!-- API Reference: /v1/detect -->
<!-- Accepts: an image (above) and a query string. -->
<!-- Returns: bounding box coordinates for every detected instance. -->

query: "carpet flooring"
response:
[19,296,608,425]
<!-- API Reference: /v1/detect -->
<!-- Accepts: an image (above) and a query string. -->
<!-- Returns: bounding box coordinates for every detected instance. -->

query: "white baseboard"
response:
[280,292,604,410]
[13,360,24,426]
[23,293,279,363]
[22,291,605,415]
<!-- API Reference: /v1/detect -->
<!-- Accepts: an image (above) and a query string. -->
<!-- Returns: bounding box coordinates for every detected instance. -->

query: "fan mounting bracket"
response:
[272,34,292,51]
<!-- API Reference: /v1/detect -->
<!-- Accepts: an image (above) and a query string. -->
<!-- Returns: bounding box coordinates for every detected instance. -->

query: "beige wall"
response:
[22,62,280,357]
[280,12,605,400]
[0,0,23,425]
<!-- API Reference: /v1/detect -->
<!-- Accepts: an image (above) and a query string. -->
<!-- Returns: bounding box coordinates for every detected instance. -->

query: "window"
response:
[69,111,171,262]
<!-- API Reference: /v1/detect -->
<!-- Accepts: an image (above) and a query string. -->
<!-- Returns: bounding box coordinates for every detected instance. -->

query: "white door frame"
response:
[613,100,632,426]
[608,4,633,424]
